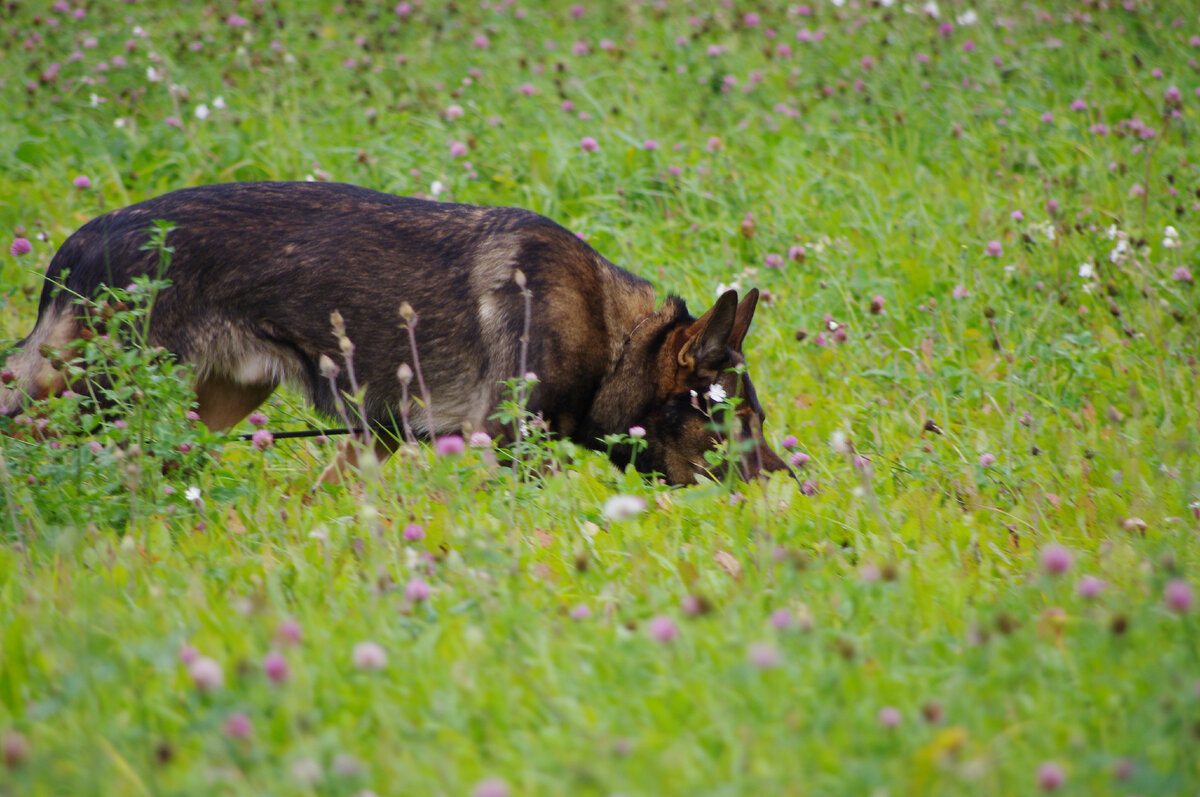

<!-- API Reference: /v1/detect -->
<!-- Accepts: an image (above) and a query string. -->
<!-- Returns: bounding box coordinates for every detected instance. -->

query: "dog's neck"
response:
[571,279,669,446]
[622,313,654,344]
[597,272,657,368]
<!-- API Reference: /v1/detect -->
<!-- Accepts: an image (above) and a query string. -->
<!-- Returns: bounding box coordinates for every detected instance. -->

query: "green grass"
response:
[2,1,1199,794]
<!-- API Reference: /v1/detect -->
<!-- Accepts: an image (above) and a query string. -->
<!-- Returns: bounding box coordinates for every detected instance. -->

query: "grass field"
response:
[2,1,1200,795]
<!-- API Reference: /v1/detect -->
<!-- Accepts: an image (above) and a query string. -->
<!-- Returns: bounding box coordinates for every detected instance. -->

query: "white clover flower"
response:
[716,280,741,296]
[146,66,161,82]
[1030,221,1055,242]
[706,383,727,403]
[603,494,647,522]
[1078,262,1095,279]
[1109,238,1129,264]
[1163,225,1181,249]
[290,759,323,786]
[184,486,201,502]
[188,657,223,691]
[922,1,940,18]
[956,9,978,25]
[194,103,210,120]
[430,180,446,196]
[830,430,851,455]
[1105,224,1121,240]
[212,95,227,109]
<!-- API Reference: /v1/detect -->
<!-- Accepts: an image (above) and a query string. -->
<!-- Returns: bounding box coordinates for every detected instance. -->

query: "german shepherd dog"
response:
[1,182,790,485]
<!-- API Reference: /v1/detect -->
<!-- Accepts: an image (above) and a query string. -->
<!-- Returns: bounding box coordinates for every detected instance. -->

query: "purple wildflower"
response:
[405,577,432,602]
[1165,579,1193,613]
[352,641,387,670]
[277,619,303,646]
[473,778,511,797]
[647,615,678,642]
[250,429,274,451]
[1036,762,1065,791]
[224,713,252,739]
[188,657,223,691]
[263,652,289,684]
[1041,544,1073,575]
[878,706,902,728]
[747,642,782,669]
[1076,576,1105,599]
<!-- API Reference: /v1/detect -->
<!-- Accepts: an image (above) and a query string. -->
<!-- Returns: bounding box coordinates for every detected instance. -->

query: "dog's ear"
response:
[729,288,759,353]
[677,290,738,382]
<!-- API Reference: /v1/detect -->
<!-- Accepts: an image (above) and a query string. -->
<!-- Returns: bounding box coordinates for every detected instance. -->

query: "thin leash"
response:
[234,427,362,441]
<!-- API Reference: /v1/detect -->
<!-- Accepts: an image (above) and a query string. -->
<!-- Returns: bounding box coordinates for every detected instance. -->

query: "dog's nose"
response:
[742,440,794,482]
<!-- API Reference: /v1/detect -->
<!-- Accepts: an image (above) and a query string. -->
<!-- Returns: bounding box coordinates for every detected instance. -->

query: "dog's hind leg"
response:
[193,372,276,431]
[316,432,400,487]
[1,307,81,417]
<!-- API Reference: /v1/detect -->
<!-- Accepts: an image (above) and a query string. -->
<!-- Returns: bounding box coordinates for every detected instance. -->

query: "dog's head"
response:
[598,288,792,486]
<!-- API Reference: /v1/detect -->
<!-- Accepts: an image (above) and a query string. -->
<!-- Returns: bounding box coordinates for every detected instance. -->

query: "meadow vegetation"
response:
[2,0,1199,794]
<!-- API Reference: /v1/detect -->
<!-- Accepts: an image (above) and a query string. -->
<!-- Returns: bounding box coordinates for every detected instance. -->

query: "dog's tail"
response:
[1,304,80,418]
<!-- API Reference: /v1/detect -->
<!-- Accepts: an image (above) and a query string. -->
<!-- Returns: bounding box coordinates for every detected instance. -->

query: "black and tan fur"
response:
[2,181,789,485]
